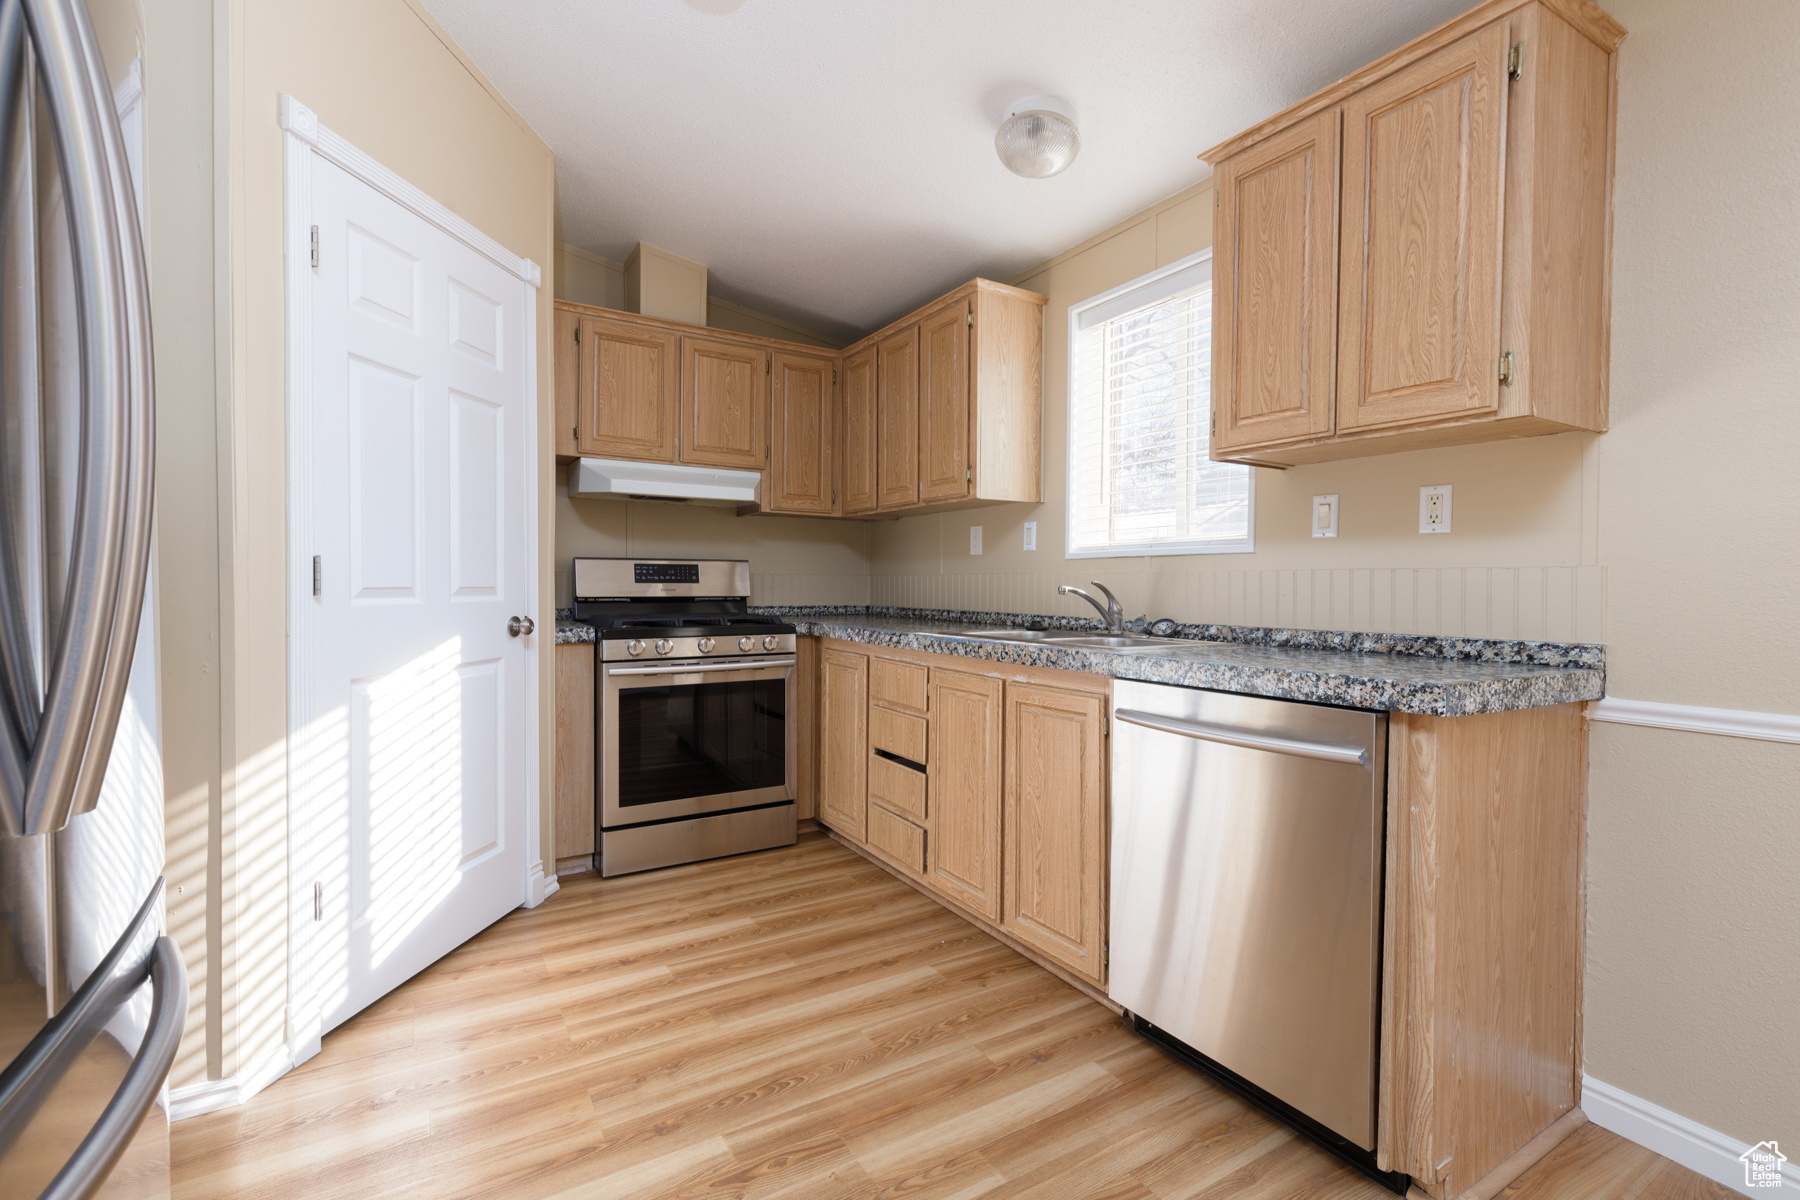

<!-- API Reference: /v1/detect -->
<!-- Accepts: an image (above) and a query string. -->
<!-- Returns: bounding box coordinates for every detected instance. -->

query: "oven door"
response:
[600,655,796,828]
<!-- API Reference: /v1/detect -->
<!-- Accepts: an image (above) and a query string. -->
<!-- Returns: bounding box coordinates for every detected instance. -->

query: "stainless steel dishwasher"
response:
[1108,679,1388,1162]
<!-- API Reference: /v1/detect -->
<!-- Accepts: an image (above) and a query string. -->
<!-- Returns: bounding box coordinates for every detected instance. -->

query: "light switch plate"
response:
[969,525,983,555]
[1419,484,1452,534]
[1023,521,1037,551]
[1312,494,1339,538]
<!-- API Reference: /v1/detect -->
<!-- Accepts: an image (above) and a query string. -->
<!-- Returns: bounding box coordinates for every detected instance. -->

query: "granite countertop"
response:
[555,618,595,645]
[755,607,1604,718]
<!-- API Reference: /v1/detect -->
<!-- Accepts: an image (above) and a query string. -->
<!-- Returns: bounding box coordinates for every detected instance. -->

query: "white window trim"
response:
[1065,248,1254,560]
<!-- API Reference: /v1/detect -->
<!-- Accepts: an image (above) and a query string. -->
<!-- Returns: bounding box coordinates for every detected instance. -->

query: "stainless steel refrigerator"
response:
[0,0,182,1198]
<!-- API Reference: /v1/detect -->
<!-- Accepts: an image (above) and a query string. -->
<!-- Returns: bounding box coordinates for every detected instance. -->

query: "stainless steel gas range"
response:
[570,559,798,876]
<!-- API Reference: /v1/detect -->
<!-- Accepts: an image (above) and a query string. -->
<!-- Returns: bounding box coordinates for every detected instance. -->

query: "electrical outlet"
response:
[1312,494,1339,539]
[969,526,983,555]
[1419,484,1452,534]
[1023,521,1037,551]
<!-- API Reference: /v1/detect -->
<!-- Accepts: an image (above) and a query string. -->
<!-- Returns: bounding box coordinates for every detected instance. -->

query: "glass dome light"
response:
[996,96,1081,179]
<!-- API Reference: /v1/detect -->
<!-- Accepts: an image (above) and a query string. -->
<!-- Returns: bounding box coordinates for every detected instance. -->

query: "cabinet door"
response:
[554,307,580,460]
[876,326,919,510]
[1337,24,1508,433]
[926,668,1002,920]
[1212,109,1340,454]
[1003,684,1106,983]
[818,649,869,841]
[768,351,835,514]
[917,300,971,503]
[553,643,595,866]
[680,335,768,469]
[576,315,679,461]
[840,347,878,514]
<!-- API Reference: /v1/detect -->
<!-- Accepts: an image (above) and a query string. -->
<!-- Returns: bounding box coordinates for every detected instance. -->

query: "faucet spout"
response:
[1058,581,1126,634]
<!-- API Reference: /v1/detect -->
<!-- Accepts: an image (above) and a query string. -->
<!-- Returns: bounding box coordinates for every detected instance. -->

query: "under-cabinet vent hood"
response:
[571,456,762,507]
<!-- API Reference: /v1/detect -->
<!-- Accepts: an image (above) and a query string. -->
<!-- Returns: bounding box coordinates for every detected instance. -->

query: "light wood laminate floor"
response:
[172,833,1731,1200]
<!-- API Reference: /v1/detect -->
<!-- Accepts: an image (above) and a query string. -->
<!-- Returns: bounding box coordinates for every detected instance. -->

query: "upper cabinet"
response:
[768,350,836,515]
[680,335,767,470]
[1204,0,1625,468]
[849,278,1045,517]
[840,347,878,515]
[563,310,679,462]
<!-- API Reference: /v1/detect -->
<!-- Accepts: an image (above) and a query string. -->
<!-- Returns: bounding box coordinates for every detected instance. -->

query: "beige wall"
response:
[866,0,1798,1153]
[555,469,870,609]
[1582,0,1799,1150]
[868,183,1602,642]
[151,0,556,1089]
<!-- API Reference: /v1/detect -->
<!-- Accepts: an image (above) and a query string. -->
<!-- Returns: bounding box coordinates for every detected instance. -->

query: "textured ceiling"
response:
[420,0,1474,342]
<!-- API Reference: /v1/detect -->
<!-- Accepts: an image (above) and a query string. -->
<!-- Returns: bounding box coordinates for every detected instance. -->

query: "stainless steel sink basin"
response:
[970,628,1061,640]
[1040,634,1176,651]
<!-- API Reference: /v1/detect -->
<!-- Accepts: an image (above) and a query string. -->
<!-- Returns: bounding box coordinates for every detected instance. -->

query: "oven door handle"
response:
[606,657,796,678]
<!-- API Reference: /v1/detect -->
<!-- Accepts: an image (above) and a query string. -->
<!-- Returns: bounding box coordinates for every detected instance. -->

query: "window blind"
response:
[1067,252,1252,557]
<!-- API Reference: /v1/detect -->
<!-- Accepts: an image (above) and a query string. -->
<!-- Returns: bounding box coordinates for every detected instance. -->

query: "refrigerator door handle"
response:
[0,879,168,1152]
[36,936,185,1200]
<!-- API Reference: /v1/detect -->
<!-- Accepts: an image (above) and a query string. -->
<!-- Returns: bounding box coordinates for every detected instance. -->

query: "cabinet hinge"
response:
[1508,42,1523,82]
[766,358,771,375]
[574,325,580,344]
[313,882,323,921]
[1498,350,1516,387]
[309,225,319,268]
[965,467,972,482]
[966,309,974,328]
[311,555,321,597]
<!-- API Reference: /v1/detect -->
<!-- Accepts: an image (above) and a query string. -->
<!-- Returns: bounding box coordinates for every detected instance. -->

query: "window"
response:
[1066,250,1252,557]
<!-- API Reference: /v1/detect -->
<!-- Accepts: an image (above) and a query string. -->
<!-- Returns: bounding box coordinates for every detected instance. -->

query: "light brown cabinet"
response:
[680,335,767,469]
[1002,684,1107,982]
[813,637,1111,992]
[839,347,878,514]
[925,668,1003,920]
[917,299,971,504]
[1204,0,1624,467]
[875,326,919,510]
[553,642,595,874]
[570,312,679,462]
[817,648,868,841]
[767,350,835,514]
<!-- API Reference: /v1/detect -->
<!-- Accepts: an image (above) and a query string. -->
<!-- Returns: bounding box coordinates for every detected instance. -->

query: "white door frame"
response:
[279,96,545,1073]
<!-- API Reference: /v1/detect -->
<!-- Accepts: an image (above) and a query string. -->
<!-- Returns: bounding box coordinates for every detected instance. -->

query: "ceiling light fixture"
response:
[995,96,1081,178]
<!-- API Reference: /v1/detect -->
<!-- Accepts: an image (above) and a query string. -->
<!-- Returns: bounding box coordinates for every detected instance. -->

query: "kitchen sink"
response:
[1040,634,1176,651]
[969,628,1062,640]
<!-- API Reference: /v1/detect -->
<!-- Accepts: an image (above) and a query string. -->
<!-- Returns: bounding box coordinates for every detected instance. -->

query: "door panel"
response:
[1212,109,1340,453]
[309,157,530,1033]
[840,347,878,513]
[876,327,919,510]
[680,336,767,469]
[818,649,868,841]
[576,315,677,460]
[1338,24,1508,432]
[926,669,1002,920]
[1004,684,1106,983]
[768,350,835,513]
[917,301,971,503]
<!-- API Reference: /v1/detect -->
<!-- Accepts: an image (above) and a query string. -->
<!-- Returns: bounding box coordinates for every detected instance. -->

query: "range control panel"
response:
[633,562,701,584]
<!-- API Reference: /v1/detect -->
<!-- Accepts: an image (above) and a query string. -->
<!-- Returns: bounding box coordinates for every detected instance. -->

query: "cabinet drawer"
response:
[869,751,926,822]
[870,707,927,763]
[870,656,928,714]
[867,803,925,874]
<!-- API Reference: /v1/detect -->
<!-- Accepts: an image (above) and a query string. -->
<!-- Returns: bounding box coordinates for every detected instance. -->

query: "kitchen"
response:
[1,0,1793,1198]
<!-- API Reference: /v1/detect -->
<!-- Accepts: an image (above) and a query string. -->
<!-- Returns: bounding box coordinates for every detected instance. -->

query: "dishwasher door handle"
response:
[1114,708,1370,767]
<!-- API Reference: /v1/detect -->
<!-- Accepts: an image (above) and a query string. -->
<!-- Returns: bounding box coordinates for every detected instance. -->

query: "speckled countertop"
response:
[753,606,1604,718]
[555,618,595,645]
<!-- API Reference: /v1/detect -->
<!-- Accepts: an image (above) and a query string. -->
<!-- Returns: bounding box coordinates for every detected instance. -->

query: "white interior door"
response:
[303,155,532,1032]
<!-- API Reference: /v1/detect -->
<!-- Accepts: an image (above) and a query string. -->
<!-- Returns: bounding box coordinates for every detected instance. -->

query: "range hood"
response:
[570,456,762,506]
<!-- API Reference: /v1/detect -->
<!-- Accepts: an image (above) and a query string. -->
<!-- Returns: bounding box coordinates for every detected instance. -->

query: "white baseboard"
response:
[168,1042,295,1122]
[1590,697,1800,745]
[524,861,559,908]
[1584,1074,1798,1195]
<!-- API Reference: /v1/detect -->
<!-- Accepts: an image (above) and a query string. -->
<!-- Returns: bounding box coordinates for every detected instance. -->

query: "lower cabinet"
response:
[812,637,1110,989]
[925,668,1003,921]
[817,648,869,841]
[1001,684,1107,981]
[553,642,596,874]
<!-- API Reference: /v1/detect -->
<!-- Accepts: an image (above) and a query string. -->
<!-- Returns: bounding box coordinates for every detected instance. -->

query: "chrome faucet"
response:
[1059,581,1126,634]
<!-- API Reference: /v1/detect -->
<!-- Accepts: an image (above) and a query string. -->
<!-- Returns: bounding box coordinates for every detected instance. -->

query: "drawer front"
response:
[870,706,927,763]
[867,803,925,874]
[870,656,929,714]
[869,751,927,822]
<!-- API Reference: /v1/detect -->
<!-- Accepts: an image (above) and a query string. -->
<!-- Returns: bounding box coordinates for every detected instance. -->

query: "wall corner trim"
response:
[168,1042,295,1122]
[1582,1074,1799,1196]
[1589,697,1800,745]
[277,95,543,288]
